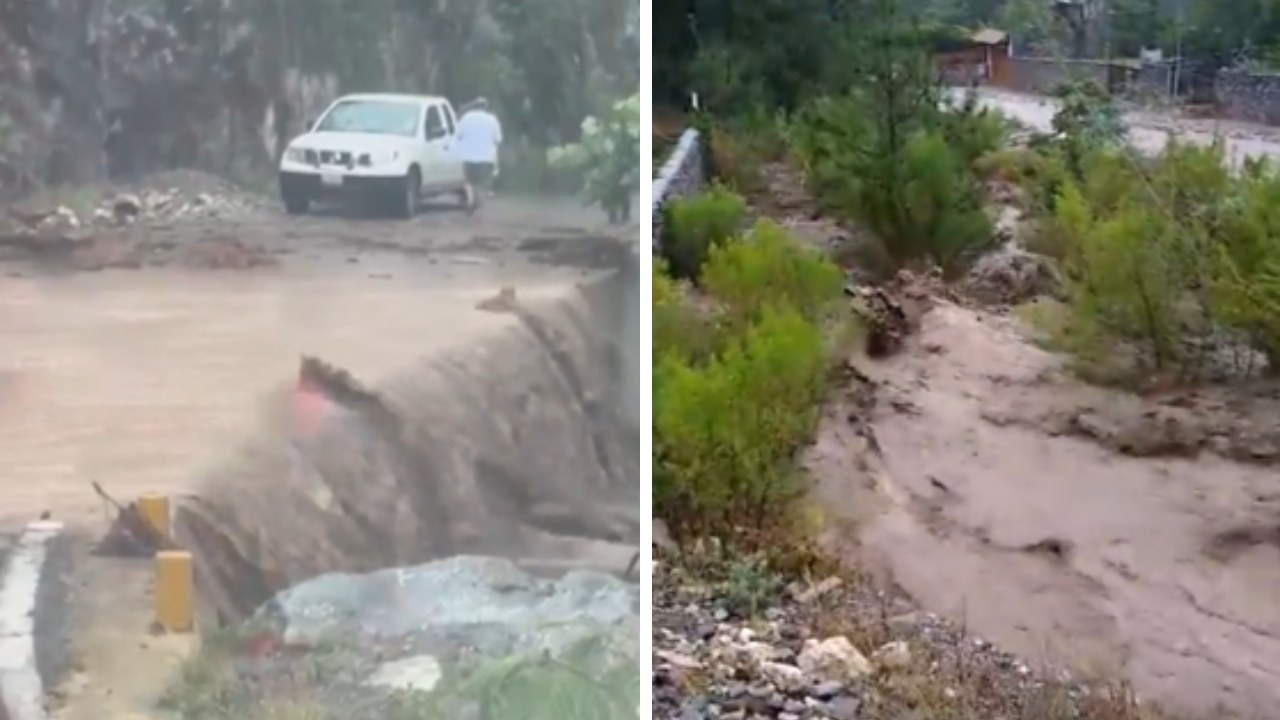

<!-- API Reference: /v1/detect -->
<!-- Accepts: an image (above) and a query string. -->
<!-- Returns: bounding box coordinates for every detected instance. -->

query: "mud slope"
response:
[172,260,640,621]
[808,303,1280,720]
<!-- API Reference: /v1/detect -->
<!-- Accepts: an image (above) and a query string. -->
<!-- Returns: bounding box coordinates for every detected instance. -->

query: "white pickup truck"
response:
[277,93,471,218]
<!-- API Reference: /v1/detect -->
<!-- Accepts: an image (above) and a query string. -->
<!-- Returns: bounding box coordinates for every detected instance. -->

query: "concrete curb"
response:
[0,521,62,720]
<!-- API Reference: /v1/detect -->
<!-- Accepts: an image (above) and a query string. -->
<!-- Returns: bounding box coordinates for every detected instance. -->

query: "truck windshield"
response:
[314,100,419,137]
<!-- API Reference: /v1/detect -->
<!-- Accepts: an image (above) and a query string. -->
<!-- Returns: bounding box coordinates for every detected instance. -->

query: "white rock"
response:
[794,576,843,603]
[797,636,873,683]
[656,649,701,670]
[54,206,80,228]
[653,517,676,552]
[872,640,911,670]
[760,661,806,693]
[367,654,441,693]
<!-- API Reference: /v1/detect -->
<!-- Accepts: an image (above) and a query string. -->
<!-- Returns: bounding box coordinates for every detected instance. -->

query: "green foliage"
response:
[263,0,636,153]
[1034,138,1280,379]
[653,260,721,366]
[785,0,994,274]
[659,185,748,281]
[547,94,639,222]
[1050,81,1126,178]
[723,554,784,617]
[161,625,637,720]
[938,92,1008,171]
[418,630,638,720]
[1208,165,1280,366]
[998,0,1059,55]
[1054,184,1187,371]
[701,219,845,328]
[655,0,847,111]
[793,94,993,272]
[654,305,828,533]
[653,217,848,541]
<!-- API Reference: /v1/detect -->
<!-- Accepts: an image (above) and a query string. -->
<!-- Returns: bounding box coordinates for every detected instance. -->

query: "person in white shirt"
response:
[453,98,503,214]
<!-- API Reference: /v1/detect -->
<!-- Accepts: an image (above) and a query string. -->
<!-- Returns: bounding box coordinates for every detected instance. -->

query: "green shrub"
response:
[861,130,993,269]
[1053,184,1188,371]
[1209,169,1280,368]
[654,306,827,534]
[791,95,992,272]
[653,259,721,365]
[939,93,1007,170]
[1031,139,1280,379]
[707,125,765,192]
[701,218,844,328]
[660,184,747,280]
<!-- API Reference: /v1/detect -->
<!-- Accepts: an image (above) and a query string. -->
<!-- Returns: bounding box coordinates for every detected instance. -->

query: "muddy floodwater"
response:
[810,303,1280,719]
[0,269,577,528]
[957,87,1280,168]
[0,194,639,720]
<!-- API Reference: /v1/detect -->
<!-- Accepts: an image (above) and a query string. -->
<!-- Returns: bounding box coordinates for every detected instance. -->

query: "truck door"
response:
[421,103,453,189]
[439,102,466,186]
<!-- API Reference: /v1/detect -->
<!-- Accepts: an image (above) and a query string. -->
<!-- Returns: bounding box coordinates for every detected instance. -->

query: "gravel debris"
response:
[652,549,1156,720]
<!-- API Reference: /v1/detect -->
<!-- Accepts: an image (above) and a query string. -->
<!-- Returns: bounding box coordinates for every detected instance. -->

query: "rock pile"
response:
[2,171,265,244]
[652,551,1133,720]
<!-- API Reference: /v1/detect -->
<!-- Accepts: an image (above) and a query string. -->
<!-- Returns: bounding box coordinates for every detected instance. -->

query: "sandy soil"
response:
[809,302,1280,720]
[0,187,633,720]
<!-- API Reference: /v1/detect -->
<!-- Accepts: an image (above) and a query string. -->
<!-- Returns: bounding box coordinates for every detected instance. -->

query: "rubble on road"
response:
[1,170,265,244]
[0,170,277,271]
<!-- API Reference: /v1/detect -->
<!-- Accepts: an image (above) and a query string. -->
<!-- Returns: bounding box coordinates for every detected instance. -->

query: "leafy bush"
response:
[938,92,1007,171]
[791,95,992,273]
[653,259,721,365]
[1034,138,1280,379]
[1050,80,1126,178]
[654,305,827,535]
[546,94,640,223]
[705,125,765,192]
[856,129,993,269]
[701,218,844,328]
[1053,183,1188,372]
[660,184,748,280]
[1209,166,1280,369]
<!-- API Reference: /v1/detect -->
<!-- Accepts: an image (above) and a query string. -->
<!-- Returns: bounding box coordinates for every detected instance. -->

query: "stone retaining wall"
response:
[1216,69,1280,126]
[651,129,704,251]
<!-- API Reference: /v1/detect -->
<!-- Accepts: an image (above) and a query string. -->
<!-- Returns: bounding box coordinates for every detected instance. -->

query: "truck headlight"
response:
[284,147,307,163]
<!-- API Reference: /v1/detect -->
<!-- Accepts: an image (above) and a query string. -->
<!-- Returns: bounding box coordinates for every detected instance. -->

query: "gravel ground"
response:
[651,545,1157,720]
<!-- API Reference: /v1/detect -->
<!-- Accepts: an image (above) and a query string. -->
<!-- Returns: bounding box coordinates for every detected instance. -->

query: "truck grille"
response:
[318,150,353,166]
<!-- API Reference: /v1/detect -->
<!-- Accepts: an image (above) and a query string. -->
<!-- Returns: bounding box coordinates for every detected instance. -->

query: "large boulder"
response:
[178,556,640,720]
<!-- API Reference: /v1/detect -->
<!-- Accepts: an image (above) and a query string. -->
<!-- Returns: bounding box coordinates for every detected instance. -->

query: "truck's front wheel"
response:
[389,167,420,219]
[280,178,311,215]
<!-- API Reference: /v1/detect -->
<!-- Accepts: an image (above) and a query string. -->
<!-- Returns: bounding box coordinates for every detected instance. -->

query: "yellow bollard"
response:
[154,550,194,633]
[137,494,171,541]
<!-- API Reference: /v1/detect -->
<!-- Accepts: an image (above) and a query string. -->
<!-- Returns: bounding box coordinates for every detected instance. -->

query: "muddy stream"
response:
[810,302,1280,719]
[0,193,640,720]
